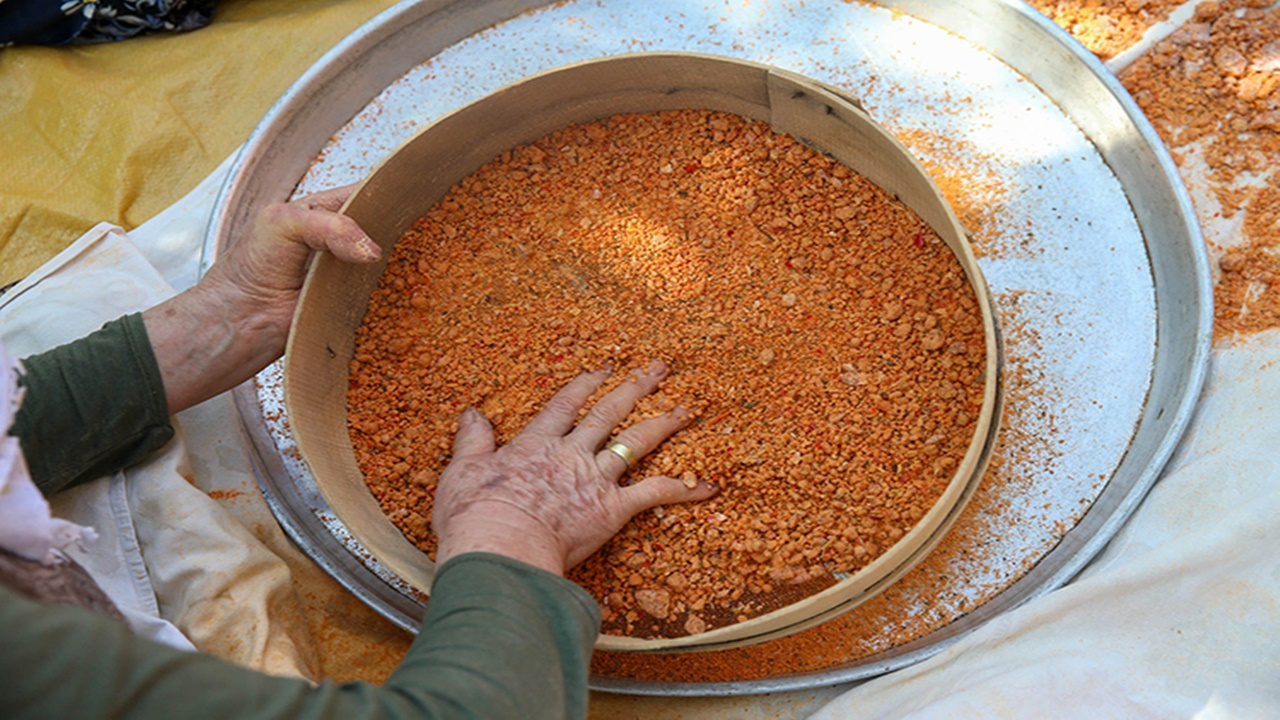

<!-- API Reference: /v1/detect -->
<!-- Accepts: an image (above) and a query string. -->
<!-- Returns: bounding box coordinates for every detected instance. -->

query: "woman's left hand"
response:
[142,185,379,413]
[433,360,717,576]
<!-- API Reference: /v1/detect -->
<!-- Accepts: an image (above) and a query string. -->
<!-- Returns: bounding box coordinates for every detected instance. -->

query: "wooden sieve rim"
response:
[283,52,1002,653]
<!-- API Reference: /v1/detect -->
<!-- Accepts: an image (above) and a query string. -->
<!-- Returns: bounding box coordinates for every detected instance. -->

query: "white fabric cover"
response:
[0,220,317,675]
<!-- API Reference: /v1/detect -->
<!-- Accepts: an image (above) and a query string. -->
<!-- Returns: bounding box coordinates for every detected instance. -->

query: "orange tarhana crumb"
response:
[1027,0,1188,61]
[1119,0,1280,341]
[346,110,985,642]
[591,286,1064,682]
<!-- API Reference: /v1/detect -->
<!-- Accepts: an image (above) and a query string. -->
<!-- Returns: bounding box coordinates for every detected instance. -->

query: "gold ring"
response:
[603,441,637,469]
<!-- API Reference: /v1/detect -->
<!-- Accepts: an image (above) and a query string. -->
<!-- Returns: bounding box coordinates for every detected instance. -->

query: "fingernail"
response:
[358,237,381,261]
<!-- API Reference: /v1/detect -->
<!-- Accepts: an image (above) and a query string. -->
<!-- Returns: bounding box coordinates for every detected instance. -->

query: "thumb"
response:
[618,475,718,518]
[294,209,381,264]
[260,202,380,265]
[452,408,496,458]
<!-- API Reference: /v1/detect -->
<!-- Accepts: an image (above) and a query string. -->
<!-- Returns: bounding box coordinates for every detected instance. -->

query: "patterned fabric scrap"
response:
[0,0,215,46]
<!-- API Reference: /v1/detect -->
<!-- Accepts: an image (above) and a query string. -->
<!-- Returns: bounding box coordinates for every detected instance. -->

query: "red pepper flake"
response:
[913,232,926,248]
[684,162,699,173]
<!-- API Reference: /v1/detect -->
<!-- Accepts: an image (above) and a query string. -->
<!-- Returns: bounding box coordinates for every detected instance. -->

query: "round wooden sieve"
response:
[283,52,1002,653]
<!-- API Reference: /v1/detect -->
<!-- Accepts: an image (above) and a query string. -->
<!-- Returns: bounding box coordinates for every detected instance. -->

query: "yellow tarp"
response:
[0,0,401,287]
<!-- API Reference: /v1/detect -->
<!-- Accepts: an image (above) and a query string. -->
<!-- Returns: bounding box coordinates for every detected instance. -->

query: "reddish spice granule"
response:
[1119,1,1280,340]
[347,109,986,641]
[892,128,1020,261]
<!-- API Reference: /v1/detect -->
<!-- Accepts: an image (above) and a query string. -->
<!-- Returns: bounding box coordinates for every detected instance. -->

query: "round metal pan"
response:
[207,0,1211,696]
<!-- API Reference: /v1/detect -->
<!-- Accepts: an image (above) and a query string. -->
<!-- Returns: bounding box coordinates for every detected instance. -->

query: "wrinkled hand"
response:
[143,186,380,413]
[433,360,718,576]
[196,185,380,359]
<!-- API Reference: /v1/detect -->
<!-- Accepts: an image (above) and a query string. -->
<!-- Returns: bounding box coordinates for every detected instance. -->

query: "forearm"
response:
[387,552,600,718]
[141,283,284,416]
[139,193,378,416]
[0,553,601,720]
[13,314,173,496]
[13,243,337,493]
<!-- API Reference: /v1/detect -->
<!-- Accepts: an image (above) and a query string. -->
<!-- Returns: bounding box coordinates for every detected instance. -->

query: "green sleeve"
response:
[11,313,174,496]
[0,552,602,720]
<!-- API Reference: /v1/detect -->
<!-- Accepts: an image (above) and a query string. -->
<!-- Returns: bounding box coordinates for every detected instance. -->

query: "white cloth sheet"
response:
[0,216,317,676]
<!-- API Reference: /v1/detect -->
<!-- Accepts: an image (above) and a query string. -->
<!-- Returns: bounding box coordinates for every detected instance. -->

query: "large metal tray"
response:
[204,0,1211,696]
